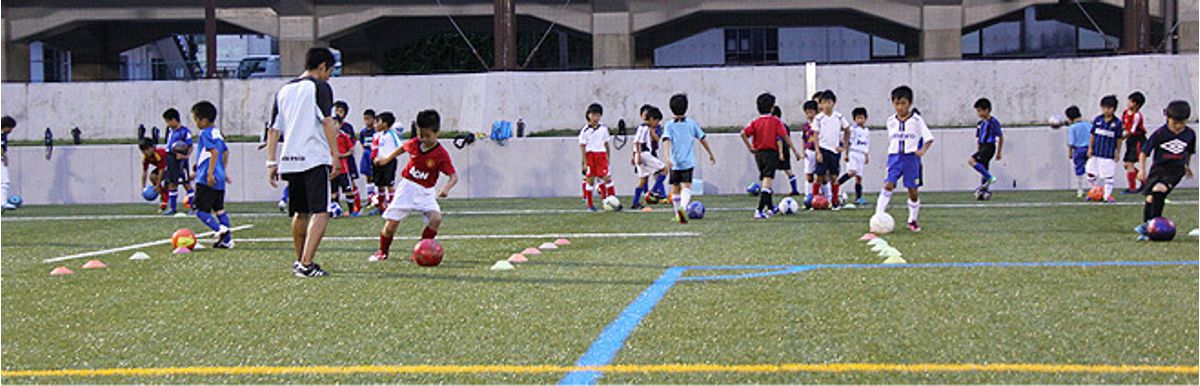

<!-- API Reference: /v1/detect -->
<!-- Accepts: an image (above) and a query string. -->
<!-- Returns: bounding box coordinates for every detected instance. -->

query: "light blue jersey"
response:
[662,117,705,170]
[195,127,228,190]
[1067,121,1091,148]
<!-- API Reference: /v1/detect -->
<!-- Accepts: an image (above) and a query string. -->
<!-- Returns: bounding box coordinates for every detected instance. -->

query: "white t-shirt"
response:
[578,124,610,153]
[634,124,655,152]
[848,124,870,154]
[373,129,403,162]
[885,111,935,154]
[814,111,851,151]
[271,76,334,174]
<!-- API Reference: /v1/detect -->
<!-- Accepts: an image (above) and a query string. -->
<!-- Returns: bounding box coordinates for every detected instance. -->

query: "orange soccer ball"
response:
[172,228,197,250]
[1087,186,1104,201]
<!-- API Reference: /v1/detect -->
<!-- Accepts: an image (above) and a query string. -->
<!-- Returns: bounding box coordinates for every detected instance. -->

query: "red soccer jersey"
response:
[336,131,355,171]
[1122,109,1146,137]
[742,115,788,151]
[142,147,168,172]
[401,138,456,188]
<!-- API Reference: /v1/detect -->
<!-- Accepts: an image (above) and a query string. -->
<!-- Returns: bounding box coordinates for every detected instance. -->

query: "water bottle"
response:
[516,118,525,138]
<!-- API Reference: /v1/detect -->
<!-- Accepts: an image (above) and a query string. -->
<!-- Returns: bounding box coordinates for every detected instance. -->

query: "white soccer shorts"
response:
[382,178,441,223]
[1085,157,1116,179]
[635,151,666,178]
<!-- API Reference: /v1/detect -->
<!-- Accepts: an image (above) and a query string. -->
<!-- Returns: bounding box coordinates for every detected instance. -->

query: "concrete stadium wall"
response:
[1,55,1197,141]
[5,127,1197,205]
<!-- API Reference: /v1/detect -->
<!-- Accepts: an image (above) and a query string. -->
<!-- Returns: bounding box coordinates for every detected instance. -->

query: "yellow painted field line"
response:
[3,362,1196,377]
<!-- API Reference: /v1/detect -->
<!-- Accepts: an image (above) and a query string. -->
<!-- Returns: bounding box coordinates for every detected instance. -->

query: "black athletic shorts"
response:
[754,149,779,179]
[374,159,397,188]
[813,148,840,176]
[193,183,225,212]
[1143,166,1184,195]
[1123,135,1146,163]
[332,172,351,192]
[776,143,792,171]
[283,165,330,215]
[165,156,190,185]
[972,143,996,167]
[669,168,694,184]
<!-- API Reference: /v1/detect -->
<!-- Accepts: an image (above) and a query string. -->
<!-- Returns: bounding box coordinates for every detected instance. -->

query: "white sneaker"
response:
[1076,189,1084,198]
[1,203,15,210]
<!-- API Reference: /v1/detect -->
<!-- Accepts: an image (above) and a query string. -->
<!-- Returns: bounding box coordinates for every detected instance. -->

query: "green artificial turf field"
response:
[2,190,1197,384]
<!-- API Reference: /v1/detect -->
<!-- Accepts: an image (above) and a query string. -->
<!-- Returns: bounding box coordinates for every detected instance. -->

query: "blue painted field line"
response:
[559,267,687,385]
[559,260,1198,384]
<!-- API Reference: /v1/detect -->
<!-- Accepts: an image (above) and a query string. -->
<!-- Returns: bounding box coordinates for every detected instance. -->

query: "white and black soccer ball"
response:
[869,212,895,234]
[328,202,344,218]
[778,197,800,215]
[1048,114,1066,129]
[602,196,622,212]
[974,188,993,201]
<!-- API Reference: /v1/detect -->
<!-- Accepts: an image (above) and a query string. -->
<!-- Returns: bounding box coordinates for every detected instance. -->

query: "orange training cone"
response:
[81,260,107,269]
[508,253,528,263]
[50,266,75,276]
[860,233,878,241]
[522,247,541,255]
[554,238,572,246]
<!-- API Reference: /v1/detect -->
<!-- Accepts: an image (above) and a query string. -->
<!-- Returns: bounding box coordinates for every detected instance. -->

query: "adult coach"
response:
[266,47,340,278]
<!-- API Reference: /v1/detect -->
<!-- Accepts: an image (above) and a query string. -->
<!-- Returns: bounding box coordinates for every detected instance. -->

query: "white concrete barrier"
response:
[5,126,1197,205]
[2,55,1196,141]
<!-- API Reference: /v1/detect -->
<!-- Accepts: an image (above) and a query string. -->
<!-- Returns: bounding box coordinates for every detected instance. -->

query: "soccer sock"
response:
[195,211,221,233]
[855,183,863,200]
[831,183,841,205]
[281,188,289,201]
[672,195,682,213]
[788,175,799,194]
[681,187,693,210]
[379,232,394,255]
[159,190,168,209]
[585,185,595,208]
[633,186,644,206]
[422,226,437,240]
[973,163,992,180]
[1150,192,1167,219]
[365,185,376,198]
[652,173,667,196]
[1126,170,1138,190]
[836,173,851,185]
[875,189,892,214]
[758,188,773,212]
[216,213,232,242]
[811,181,821,197]
[1143,197,1155,222]
[186,187,195,196]
[1103,178,1114,199]
[581,180,589,201]
[907,199,920,223]
[606,183,616,197]
[168,191,178,212]
[349,186,361,212]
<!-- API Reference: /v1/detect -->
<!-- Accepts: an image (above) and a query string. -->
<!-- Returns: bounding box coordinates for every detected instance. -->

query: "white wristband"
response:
[266,160,278,167]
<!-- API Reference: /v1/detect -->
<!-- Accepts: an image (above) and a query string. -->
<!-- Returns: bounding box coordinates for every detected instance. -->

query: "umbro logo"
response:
[1161,139,1187,154]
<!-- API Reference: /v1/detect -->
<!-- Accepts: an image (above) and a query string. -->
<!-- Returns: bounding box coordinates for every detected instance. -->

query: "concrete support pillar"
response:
[592,12,633,69]
[1122,0,1152,53]
[2,20,31,82]
[1178,0,1198,53]
[920,5,963,61]
[278,15,327,77]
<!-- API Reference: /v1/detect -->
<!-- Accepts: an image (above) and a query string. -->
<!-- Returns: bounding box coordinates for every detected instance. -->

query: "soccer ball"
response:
[644,192,664,205]
[602,196,622,212]
[1047,114,1066,129]
[870,213,895,234]
[172,228,197,250]
[686,201,705,219]
[411,239,445,266]
[811,195,831,210]
[746,182,762,196]
[1146,217,1177,241]
[170,142,191,157]
[6,194,23,208]
[778,197,800,214]
[328,202,344,218]
[974,188,992,201]
[1086,186,1104,201]
[142,185,158,201]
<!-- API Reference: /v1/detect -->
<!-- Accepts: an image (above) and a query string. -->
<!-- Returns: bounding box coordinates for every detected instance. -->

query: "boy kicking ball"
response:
[369,110,459,262]
[662,94,716,224]
[875,86,935,232]
[631,106,668,211]
[1135,101,1195,241]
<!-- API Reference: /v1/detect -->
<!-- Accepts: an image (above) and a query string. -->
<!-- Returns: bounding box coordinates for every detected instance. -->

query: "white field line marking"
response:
[41,224,255,264]
[236,232,701,243]
[6,200,1197,222]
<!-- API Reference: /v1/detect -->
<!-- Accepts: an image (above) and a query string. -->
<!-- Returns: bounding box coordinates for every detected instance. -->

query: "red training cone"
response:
[50,266,75,276]
[508,253,528,263]
[554,238,572,246]
[522,247,541,256]
[81,260,107,269]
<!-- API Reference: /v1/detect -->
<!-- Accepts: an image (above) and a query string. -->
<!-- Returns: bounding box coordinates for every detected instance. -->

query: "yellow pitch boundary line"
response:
[3,362,1196,377]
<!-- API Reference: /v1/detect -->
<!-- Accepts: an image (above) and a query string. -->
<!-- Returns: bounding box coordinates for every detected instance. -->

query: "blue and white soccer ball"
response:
[778,197,799,214]
[746,182,762,196]
[328,202,344,218]
[142,185,158,201]
[686,201,705,219]
[803,194,814,209]
[6,194,23,208]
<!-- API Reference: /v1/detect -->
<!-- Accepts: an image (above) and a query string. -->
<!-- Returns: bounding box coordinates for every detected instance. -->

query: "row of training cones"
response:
[49,259,108,276]
[860,232,907,264]
[491,238,572,271]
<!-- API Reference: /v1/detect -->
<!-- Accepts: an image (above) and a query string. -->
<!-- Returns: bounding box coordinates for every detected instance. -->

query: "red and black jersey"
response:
[143,147,168,172]
[400,138,456,188]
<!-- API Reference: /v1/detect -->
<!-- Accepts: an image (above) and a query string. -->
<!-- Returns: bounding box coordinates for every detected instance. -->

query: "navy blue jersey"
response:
[359,127,374,150]
[1090,115,1123,159]
[1143,125,1196,172]
[976,116,1002,144]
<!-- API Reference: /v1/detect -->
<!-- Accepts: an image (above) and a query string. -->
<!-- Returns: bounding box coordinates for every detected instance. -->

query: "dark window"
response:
[725,28,778,65]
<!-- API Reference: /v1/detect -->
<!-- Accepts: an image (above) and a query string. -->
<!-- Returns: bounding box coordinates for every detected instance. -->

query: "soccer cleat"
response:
[213,239,235,249]
[1134,223,1148,236]
[788,190,800,196]
[907,221,922,232]
[677,208,688,224]
[630,203,644,210]
[1104,197,1116,203]
[587,206,598,212]
[753,210,765,219]
[1076,189,1084,198]
[1136,235,1149,241]
[294,262,328,277]
[368,251,388,262]
[986,176,998,187]
[277,200,288,212]
[161,209,177,216]
[855,197,868,206]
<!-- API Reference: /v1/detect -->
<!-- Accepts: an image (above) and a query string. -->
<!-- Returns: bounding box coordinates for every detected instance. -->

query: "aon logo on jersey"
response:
[408,167,431,181]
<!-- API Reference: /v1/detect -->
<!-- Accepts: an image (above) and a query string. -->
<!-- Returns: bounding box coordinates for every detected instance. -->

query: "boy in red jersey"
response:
[1121,91,1147,193]
[368,109,458,262]
[139,138,170,211]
